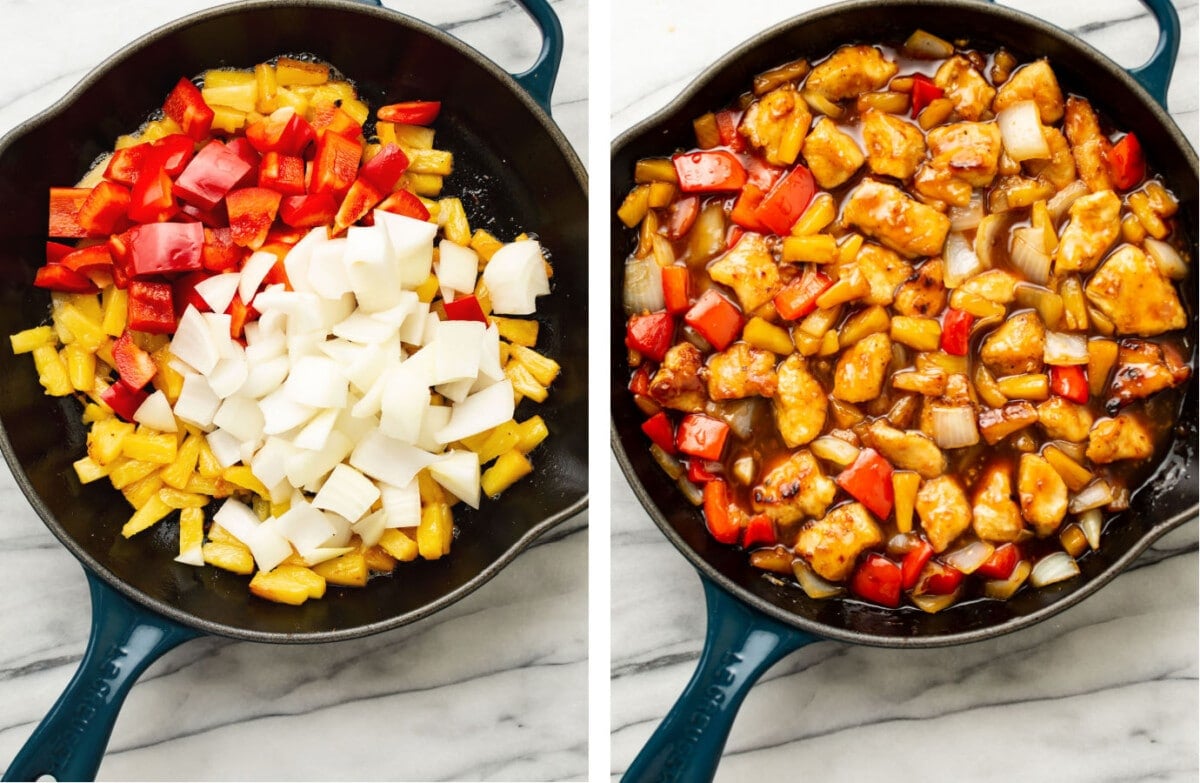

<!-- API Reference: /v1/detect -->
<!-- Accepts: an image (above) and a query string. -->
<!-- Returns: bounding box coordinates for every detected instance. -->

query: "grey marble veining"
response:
[0,1,587,780]
[610,1,1199,780]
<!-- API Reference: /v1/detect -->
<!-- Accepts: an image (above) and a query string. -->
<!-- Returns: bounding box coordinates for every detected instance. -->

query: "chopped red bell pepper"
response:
[687,459,722,484]
[702,479,742,545]
[226,291,258,340]
[741,514,777,549]
[177,201,228,228]
[310,102,364,140]
[257,151,307,196]
[332,177,386,235]
[661,265,691,315]
[744,157,785,191]
[150,134,197,177]
[941,308,973,356]
[625,312,675,362]
[163,77,214,141]
[128,165,177,224]
[111,331,158,389]
[49,188,90,238]
[684,288,742,351]
[726,226,745,250]
[279,192,340,228]
[673,150,747,193]
[359,143,411,192]
[173,140,255,210]
[60,244,114,273]
[377,189,430,221]
[127,279,176,334]
[851,553,902,608]
[714,109,745,152]
[676,413,730,461]
[754,164,815,236]
[443,294,488,323]
[837,448,895,520]
[76,181,131,235]
[976,543,1020,580]
[377,100,441,125]
[33,264,97,293]
[1049,364,1089,404]
[200,227,245,272]
[172,270,212,317]
[107,230,134,286]
[310,129,362,197]
[104,145,148,186]
[224,137,262,187]
[901,540,934,590]
[1109,132,1145,191]
[101,379,150,422]
[225,187,282,250]
[640,411,676,455]
[629,365,652,396]
[915,562,964,595]
[245,108,316,156]
[773,270,832,321]
[910,73,944,118]
[46,241,74,265]
[730,184,768,232]
[665,195,700,239]
[128,222,204,277]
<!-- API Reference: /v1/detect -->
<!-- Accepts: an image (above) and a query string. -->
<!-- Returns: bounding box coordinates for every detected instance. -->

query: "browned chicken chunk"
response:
[806,45,898,101]
[1025,127,1076,190]
[1017,453,1068,536]
[752,450,837,525]
[1036,397,1094,442]
[705,342,779,400]
[648,342,707,412]
[794,501,884,581]
[916,475,972,552]
[861,108,926,181]
[843,179,951,259]
[802,117,865,189]
[924,121,1003,188]
[855,243,914,306]
[972,462,1025,542]
[1086,414,1156,464]
[739,85,812,167]
[708,233,782,313]
[1108,339,1191,407]
[1064,96,1114,192]
[953,269,1018,305]
[863,419,947,479]
[833,332,893,403]
[892,259,947,317]
[774,354,828,447]
[980,311,1045,376]
[992,60,1064,123]
[933,56,996,121]
[978,401,1039,445]
[1084,245,1187,336]
[1054,190,1121,274]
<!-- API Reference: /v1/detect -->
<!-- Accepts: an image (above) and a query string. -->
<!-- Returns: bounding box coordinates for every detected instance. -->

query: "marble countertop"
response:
[0,1,587,781]
[610,1,1198,780]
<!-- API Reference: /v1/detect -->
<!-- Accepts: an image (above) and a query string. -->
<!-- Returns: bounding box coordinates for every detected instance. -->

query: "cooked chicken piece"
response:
[752,450,838,525]
[953,269,1018,304]
[1025,127,1076,190]
[925,122,1003,188]
[1109,339,1191,407]
[1064,96,1114,192]
[805,45,898,102]
[978,401,1039,445]
[933,56,997,121]
[972,461,1025,542]
[861,109,926,181]
[739,85,812,167]
[705,342,779,400]
[980,311,1045,376]
[707,233,782,313]
[916,475,972,552]
[1084,245,1186,336]
[648,342,707,412]
[802,117,865,189]
[855,243,913,306]
[833,332,893,403]
[1036,397,1094,442]
[992,60,1065,123]
[774,354,828,447]
[843,179,951,259]
[863,419,947,479]
[1054,190,1121,273]
[892,259,947,317]
[942,372,976,407]
[1017,453,1068,536]
[794,501,883,581]
[1086,413,1156,464]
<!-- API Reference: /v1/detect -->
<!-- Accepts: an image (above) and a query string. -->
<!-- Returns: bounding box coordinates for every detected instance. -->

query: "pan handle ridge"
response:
[507,0,565,113]
[1127,0,1180,109]
[622,577,821,783]
[3,572,199,782]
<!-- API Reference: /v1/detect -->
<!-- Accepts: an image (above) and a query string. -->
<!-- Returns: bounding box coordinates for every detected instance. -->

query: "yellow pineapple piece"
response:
[363,545,398,573]
[515,416,549,454]
[122,494,173,538]
[31,345,72,396]
[417,502,452,560]
[72,456,110,484]
[160,435,202,490]
[378,528,419,562]
[492,317,538,347]
[311,551,368,587]
[275,57,329,86]
[469,229,505,262]
[88,418,134,465]
[203,542,255,575]
[122,473,163,510]
[9,325,55,354]
[120,431,177,464]
[250,565,326,604]
[509,344,560,387]
[481,449,533,497]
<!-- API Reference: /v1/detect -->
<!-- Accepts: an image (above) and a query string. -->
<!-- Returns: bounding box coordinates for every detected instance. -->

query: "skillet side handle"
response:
[509,0,565,112]
[1129,0,1180,109]
[3,572,198,782]
[622,578,821,783]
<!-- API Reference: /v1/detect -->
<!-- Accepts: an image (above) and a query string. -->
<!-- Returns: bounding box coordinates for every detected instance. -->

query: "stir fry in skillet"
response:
[619,30,1192,611]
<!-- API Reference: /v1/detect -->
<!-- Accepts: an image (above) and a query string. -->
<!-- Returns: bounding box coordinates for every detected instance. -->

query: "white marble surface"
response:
[0,1,587,781]
[610,1,1199,780]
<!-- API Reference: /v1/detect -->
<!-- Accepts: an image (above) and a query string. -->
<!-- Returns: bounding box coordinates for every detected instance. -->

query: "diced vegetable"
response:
[837,448,894,520]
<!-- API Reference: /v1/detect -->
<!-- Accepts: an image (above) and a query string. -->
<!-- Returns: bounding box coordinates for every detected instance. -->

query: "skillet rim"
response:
[0,0,588,644]
[609,0,1198,649]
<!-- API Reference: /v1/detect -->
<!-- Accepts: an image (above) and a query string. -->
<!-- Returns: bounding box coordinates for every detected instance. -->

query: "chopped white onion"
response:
[911,591,959,614]
[351,509,387,549]
[306,237,352,298]
[349,429,441,488]
[996,100,1050,161]
[300,546,357,567]
[171,306,220,375]
[285,431,354,489]
[238,250,279,306]
[1144,237,1189,280]
[435,379,516,444]
[437,240,479,294]
[284,356,348,409]
[373,210,437,287]
[194,273,241,315]
[944,232,983,287]
[311,463,379,524]
[292,408,339,452]
[431,321,485,385]
[380,480,422,528]
[1029,551,1081,588]
[275,501,338,551]
[792,559,845,599]
[212,395,265,444]
[948,191,984,231]
[1043,331,1089,366]
[429,449,481,509]
[345,225,402,313]
[259,387,318,435]
[943,541,995,575]
[1078,508,1103,550]
[810,435,861,467]
[483,240,550,315]
[133,390,177,433]
[239,356,290,399]
[1010,226,1051,284]
[244,517,293,573]
[930,404,980,449]
[174,373,221,430]
[984,560,1032,599]
[1068,480,1114,514]
[416,405,452,453]
[380,363,431,444]
[205,428,244,469]
[213,498,261,545]
[282,227,327,295]
[208,355,249,399]
[1047,180,1088,224]
[623,255,665,314]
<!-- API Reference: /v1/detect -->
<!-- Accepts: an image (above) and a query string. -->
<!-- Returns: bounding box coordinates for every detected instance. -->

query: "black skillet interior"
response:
[611,0,1198,646]
[0,0,587,642]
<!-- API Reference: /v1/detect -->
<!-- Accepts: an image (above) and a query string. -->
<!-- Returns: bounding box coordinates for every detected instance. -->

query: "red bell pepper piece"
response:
[128,165,178,224]
[310,129,362,197]
[773,270,832,321]
[663,195,700,240]
[60,244,114,273]
[976,543,1020,580]
[112,331,158,389]
[46,242,74,265]
[754,164,815,236]
[684,288,742,351]
[33,264,97,293]
[76,181,131,235]
[127,280,176,334]
[851,553,902,608]
[726,226,745,250]
[177,201,228,229]
[257,151,307,196]
[1049,364,1089,404]
[910,73,944,118]
[107,230,134,287]
[744,157,785,191]
[625,312,675,362]
[741,514,776,549]
[128,222,204,277]
[377,189,430,221]
[310,102,364,140]
[629,365,652,396]
[676,414,730,461]
[173,140,255,210]
[714,109,745,152]
[941,308,973,356]
[901,540,934,590]
[1109,132,1145,191]
[640,411,676,455]
[172,270,213,317]
[443,294,488,324]
[377,100,441,125]
[837,448,895,520]
[332,177,386,234]
[163,77,214,141]
[359,143,410,192]
[673,150,747,193]
[915,562,964,595]
[245,108,316,156]
[150,134,197,177]
[687,459,722,484]
[226,187,282,250]
[104,145,148,186]
[224,137,262,187]
[226,291,258,340]
[200,227,245,272]
[101,380,150,422]
[702,479,742,545]
[279,192,340,228]
[661,265,691,315]
[49,188,90,238]
[730,184,768,232]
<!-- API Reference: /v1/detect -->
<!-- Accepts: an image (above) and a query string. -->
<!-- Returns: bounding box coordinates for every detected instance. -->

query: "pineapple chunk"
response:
[108,459,158,489]
[223,465,270,498]
[274,57,330,86]
[159,488,209,509]
[122,473,163,510]
[515,416,549,454]
[505,362,548,402]
[122,495,173,537]
[470,229,505,262]
[509,344,560,387]
[203,541,255,575]
[481,449,533,497]
[401,172,444,197]
[202,77,258,113]
[492,317,538,347]
[72,456,110,484]
[160,435,202,490]
[378,528,419,562]
[54,304,105,350]
[363,544,398,573]
[9,325,55,354]
[417,502,453,559]
[474,420,522,465]
[437,197,471,244]
[210,106,247,134]
[311,551,368,587]
[100,287,128,337]
[250,566,327,605]
[178,507,205,563]
[63,344,96,392]
[120,431,177,464]
[408,149,453,176]
[88,418,134,465]
[254,63,278,112]
[32,345,72,396]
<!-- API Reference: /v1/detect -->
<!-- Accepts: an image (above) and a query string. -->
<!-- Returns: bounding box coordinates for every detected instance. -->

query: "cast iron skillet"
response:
[611,0,1196,779]
[0,1,587,779]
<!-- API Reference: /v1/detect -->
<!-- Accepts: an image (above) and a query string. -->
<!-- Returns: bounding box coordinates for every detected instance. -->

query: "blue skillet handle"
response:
[622,577,822,783]
[3,572,199,782]
[1128,0,1180,109]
